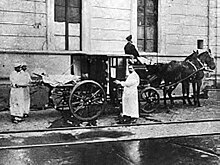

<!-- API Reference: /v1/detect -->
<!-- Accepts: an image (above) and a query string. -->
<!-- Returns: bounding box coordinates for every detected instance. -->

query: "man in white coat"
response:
[20,62,32,118]
[115,65,140,124]
[9,63,24,123]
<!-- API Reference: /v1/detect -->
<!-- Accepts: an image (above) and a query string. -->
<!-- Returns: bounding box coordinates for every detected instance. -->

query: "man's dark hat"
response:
[126,35,132,41]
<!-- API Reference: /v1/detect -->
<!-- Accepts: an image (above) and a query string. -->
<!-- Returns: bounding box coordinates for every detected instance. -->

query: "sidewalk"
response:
[0,98,219,132]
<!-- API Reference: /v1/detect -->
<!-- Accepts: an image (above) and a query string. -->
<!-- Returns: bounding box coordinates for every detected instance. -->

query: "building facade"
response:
[0,0,220,81]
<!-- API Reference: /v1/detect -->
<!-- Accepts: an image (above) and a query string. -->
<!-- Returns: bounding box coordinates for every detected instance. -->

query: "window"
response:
[55,0,81,23]
[54,0,81,51]
[197,40,204,49]
[137,0,158,52]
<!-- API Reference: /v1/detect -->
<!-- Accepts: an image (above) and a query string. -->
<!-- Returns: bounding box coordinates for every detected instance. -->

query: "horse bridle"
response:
[200,51,215,71]
[196,58,205,70]
[186,58,205,73]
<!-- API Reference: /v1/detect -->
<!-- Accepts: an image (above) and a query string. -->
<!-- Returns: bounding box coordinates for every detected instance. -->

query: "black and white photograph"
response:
[0,0,220,164]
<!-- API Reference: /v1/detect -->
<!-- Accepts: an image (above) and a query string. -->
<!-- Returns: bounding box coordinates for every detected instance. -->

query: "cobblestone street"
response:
[0,98,219,132]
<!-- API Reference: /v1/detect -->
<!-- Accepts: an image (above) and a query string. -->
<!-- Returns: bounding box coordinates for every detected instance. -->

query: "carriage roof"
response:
[79,52,133,58]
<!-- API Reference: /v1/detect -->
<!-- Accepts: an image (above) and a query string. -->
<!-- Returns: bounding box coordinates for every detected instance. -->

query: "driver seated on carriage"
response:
[124,34,151,65]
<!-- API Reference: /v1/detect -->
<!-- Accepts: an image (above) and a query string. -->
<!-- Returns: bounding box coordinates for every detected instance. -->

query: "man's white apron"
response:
[20,71,32,114]
[9,71,24,117]
[121,71,140,118]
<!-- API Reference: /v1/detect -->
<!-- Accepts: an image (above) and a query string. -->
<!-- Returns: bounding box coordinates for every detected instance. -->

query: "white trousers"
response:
[22,87,30,114]
[10,88,24,117]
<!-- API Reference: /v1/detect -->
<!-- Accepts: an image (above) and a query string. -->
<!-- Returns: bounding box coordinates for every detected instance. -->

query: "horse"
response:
[143,52,196,106]
[181,49,216,106]
[149,50,215,107]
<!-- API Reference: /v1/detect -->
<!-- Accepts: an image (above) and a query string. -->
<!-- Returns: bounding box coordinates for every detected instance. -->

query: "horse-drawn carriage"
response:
[32,53,162,123]
[33,49,215,123]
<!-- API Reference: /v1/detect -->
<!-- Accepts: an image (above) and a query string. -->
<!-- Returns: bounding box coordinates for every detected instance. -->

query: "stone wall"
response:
[159,0,209,56]
[208,0,220,82]
[0,1,220,80]
[82,0,133,53]
[0,0,47,50]
[0,51,71,79]
[1,0,219,71]
[0,0,74,79]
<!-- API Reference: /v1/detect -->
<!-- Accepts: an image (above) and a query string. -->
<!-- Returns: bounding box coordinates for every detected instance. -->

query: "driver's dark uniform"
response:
[124,41,140,59]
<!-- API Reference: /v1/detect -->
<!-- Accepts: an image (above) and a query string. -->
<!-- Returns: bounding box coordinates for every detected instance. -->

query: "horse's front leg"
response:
[192,82,197,105]
[196,81,202,107]
[163,87,167,106]
[182,81,192,105]
[182,81,187,104]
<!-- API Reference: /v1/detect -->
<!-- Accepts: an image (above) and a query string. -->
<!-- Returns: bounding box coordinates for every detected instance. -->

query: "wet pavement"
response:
[0,120,220,149]
[0,119,219,164]
[0,98,219,132]
[0,98,219,164]
[0,135,219,165]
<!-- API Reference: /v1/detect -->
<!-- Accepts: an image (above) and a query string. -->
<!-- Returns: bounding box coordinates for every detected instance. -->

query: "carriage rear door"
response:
[108,57,127,103]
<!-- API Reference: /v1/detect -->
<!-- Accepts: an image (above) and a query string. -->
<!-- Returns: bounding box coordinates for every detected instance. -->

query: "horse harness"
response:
[185,57,205,79]
[160,58,205,89]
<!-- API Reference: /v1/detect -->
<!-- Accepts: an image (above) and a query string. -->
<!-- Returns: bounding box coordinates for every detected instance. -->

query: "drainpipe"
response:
[215,0,218,88]
[207,0,210,50]
[65,0,69,50]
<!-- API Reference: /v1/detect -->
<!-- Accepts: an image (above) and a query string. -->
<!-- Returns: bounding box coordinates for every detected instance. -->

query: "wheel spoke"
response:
[73,104,85,113]
[72,93,84,99]
[71,101,81,106]
[91,97,104,105]
[90,89,101,99]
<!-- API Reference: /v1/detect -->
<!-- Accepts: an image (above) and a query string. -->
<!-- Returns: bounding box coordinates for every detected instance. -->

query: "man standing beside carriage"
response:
[115,65,140,124]
[20,62,32,118]
[9,62,32,123]
[9,63,24,123]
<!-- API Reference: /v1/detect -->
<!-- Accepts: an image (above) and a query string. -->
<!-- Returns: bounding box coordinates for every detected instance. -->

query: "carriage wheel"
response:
[140,87,160,113]
[69,80,106,121]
